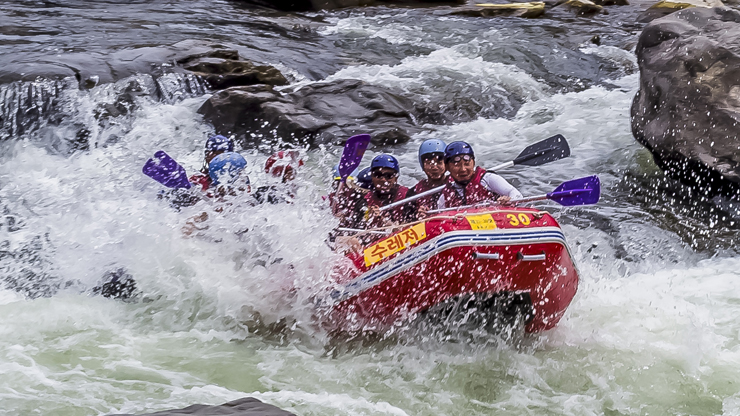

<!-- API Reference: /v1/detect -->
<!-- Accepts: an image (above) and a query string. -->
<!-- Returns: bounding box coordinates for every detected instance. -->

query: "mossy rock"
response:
[441,2,545,17]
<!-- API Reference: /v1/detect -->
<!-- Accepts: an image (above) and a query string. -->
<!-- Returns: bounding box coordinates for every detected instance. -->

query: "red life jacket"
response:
[363,185,409,228]
[442,166,498,208]
[411,178,443,210]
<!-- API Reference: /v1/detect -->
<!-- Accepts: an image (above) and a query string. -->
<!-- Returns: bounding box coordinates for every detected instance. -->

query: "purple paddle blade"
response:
[338,134,371,180]
[547,175,600,206]
[142,150,192,189]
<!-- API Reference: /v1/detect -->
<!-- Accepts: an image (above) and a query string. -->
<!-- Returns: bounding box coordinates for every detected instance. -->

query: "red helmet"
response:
[265,150,304,181]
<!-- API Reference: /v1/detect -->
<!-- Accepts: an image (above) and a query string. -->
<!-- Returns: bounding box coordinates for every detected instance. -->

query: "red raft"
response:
[324,206,579,333]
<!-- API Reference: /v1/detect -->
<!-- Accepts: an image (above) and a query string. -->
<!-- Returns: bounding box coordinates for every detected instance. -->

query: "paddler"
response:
[355,154,409,229]
[189,134,237,191]
[160,134,241,209]
[331,166,371,217]
[404,139,447,219]
[331,156,407,252]
[355,167,372,191]
[253,150,303,204]
[326,166,371,250]
[438,141,522,209]
[183,151,251,236]
[207,152,251,198]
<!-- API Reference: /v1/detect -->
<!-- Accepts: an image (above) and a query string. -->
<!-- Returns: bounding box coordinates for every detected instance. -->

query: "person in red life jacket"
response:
[160,135,242,210]
[207,152,251,199]
[328,165,369,222]
[189,134,236,191]
[355,166,373,191]
[327,166,372,251]
[437,141,522,209]
[253,150,304,204]
[404,139,447,220]
[183,152,251,236]
[355,154,409,230]
[328,165,359,218]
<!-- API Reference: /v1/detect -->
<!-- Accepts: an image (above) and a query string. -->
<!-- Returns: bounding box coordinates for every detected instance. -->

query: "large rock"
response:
[0,40,283,90]
[435,2,546,18]
[109,397,295,416]
[177,51,288,90]
[554,0,604,14]
[637,0,723,22]
[631,7,740,197]
[198,79,426,147]
[229,0,462,11]
[0,41,288,145]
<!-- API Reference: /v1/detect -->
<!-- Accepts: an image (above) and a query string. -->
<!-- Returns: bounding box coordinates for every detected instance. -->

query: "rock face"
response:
[109,397,295,416]
[554,0,604,15]
[637,0,723,22]
[231,0,462,11]
[631,7,740,197]
[436,2,546,18]
[0,40,290,146]
[178,50,288,90]
[198,79,426,147]
[0,39,283,90]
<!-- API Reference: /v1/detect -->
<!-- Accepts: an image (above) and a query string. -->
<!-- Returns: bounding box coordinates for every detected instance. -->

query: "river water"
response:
[2,1,740,415]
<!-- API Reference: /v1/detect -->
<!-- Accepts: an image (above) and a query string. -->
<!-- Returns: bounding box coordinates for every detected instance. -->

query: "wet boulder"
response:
[177,50,288,90]
[435,2,546,18]
[0,40,289,145]
[591,0,629,6]
[197,79,424,147]
[631,7,740,197]
[229,0,461,11]
[109,397,295,416]
[0,39,280,90]
[554,0,604,14]
[637,0,723,22]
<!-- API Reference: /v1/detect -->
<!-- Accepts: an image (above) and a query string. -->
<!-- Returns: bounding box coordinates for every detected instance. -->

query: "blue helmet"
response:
[209,152,247,185]
[356,167,372,189]
[370,154,400,173]
[205,134,234,154]
[418,139,446,167]
[444,141,475,162]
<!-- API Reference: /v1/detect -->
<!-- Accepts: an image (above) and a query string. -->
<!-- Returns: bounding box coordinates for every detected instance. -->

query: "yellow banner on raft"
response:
[364,223,427,267]
[466,214,497,230]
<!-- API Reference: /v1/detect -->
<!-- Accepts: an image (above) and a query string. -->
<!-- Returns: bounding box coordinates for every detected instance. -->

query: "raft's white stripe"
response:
[331,227,567,302]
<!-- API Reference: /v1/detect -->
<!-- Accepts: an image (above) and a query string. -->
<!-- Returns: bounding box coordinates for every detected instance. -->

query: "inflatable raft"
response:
[324,206,579,334]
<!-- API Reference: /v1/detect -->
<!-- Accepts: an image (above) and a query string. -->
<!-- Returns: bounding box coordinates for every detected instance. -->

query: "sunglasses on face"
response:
[449,155,474,164]
[372,170,398,180]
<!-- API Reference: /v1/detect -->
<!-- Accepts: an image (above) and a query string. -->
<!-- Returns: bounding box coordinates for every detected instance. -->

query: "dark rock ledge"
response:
[109,397,296,416]
[197,79,426,148]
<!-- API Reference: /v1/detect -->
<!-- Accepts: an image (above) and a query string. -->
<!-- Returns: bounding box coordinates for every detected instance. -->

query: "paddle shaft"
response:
[379,160,513,211]
[426,179,599,213]
[425,194,551,214]
[508,194,548,205]
[336,227,390,235]
[426,201,495,214]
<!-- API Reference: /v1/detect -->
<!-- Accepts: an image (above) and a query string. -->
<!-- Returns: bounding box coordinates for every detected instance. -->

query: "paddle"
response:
[338,134,371,181]
[142,150,192,189]
[426,175,600,214]
[380,134,571,211]
[336,227,390,236]
[512,175,600,206]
